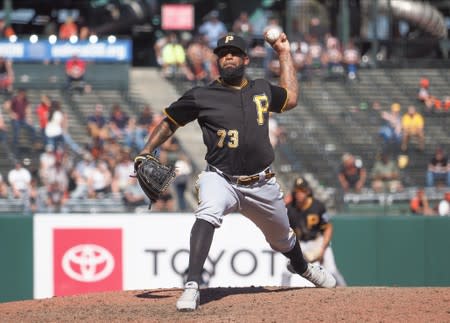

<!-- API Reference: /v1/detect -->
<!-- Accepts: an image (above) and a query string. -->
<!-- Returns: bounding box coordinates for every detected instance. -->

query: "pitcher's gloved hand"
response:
[134,153,152,172]
[133,153,176,203]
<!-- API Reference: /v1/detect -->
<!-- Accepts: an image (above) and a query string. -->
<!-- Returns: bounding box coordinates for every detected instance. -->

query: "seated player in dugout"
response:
[134,33,337,312]
[282,177,347,287]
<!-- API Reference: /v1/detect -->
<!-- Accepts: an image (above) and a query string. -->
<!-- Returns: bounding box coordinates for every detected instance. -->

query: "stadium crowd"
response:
[0,92,193,213]
[0,9,448,216]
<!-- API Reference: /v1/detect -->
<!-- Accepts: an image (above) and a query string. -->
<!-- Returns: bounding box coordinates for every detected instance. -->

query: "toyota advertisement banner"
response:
[33,214,311,299]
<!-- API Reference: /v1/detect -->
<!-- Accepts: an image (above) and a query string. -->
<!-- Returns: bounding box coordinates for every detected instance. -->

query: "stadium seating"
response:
[271,68,449,213]
[1,64,448,214]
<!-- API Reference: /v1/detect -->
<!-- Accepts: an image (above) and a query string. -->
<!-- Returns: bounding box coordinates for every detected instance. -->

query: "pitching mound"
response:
[1,287,449,322]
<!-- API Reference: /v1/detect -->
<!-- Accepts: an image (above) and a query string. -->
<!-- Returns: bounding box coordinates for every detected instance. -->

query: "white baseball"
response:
[265,27,282,44]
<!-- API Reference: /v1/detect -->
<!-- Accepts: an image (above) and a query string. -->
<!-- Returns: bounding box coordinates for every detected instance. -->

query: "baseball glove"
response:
[134,153,176,204]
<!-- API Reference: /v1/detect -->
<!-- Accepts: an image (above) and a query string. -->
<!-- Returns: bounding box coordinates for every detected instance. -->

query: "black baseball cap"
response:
[214,34,248,56]
[293,177,310,191]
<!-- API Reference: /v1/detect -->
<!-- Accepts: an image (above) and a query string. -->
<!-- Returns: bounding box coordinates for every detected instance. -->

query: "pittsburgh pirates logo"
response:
[253,94,269,125]
[306,214,320,229]
[225,35,234,43]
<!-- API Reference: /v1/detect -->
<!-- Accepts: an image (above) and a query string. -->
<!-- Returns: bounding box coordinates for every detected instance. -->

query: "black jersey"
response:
[287,197,330,241]
[164,78,288,175]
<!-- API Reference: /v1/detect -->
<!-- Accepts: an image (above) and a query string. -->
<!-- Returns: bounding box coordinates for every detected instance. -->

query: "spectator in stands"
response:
[437,192,450,216]
[304,34,326,78]
[0,172,8,198]
[410,188,436,216]
[70,152,95,199]
[86,158,112,198]
[78,21,91,41]
[338,153,367,193]
[59,16,78,40]
[111,150,134,195]
[186,34,217,84]
[35,94,51,146]
[291,39,308,81]
[308,17,327,42]
[8,160,32,200]
[198,10,227,50]
[0,56,14,93]
[401,105,425,152]
[38,144,56,184]
[268,113,285,148]
[370,151,403,193]
[45,100,65,152]
[426,146,449,188]
[44,155,69,212]
[124,116,148,153]
[267,57,281,79]
[160,135,180,167]
[378,102,402,150]
[137,104,154,127]
[136,104,153,137]
[87,104,108,142]
[5,88,38,157]
[0,104,7,146]
[0,18,15,39]
[417,77,431,102]
[43,17,58,37]
[417,77,441,113]
[160,32,192,80]
[122,176,150,211]
[101,137,123,171]
[108,104,129,143]
[232,11,254,43]
[153,31,168,67]
[322,35,344,79]
[444,96,450,111]
[29,177,43,213]
[65,54,88,93]
[173,153,192,211]
[342,40,361,80]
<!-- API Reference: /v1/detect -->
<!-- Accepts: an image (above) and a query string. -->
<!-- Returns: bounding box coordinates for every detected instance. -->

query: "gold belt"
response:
[235,171,275,185]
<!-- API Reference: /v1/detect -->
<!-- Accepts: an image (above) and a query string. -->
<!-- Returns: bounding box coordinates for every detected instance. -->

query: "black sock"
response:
[282,240,308,274]
[186,219,215,285]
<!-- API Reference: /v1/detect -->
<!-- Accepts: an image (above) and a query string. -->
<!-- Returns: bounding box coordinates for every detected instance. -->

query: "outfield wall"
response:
[0,213,449,303]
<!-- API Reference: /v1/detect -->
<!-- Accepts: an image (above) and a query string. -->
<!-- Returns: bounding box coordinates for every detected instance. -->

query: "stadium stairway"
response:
[129,68,207,169]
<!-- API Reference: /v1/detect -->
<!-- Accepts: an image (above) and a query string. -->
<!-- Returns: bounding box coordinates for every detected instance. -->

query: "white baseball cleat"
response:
[176,281,200,311]
[287,262,336,288]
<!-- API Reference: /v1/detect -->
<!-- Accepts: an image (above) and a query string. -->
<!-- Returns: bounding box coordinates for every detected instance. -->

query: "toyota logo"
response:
[62,244,115,282]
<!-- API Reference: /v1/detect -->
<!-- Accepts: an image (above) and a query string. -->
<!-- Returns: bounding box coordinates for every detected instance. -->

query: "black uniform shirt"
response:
[164,78,288,175]
[287,197,330,241]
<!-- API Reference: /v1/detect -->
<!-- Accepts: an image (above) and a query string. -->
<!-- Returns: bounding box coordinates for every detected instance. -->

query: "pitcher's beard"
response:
[219,64,246,85]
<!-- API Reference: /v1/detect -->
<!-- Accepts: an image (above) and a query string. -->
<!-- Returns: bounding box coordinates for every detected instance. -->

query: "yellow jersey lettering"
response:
[306,214,320,229]
[253,94,269,125]
[216,129,239,148]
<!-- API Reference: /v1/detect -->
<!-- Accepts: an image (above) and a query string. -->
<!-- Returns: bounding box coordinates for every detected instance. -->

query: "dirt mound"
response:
[1,287,449,322]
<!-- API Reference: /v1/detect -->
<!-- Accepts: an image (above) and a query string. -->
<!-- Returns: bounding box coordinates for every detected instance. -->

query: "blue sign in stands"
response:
[0,39,132,62]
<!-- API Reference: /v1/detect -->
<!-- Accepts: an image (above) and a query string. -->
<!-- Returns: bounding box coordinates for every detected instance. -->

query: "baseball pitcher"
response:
[134,33,336,312]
